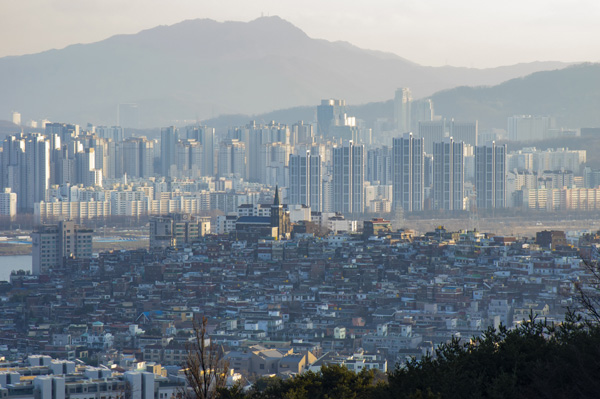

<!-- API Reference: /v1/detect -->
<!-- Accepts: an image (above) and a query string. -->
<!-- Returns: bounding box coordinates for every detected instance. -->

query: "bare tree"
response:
[576,246,600,323]
[183,316,229,399]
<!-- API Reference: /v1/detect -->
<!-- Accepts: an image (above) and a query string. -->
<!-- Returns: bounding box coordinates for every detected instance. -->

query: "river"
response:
[0,255,32,281]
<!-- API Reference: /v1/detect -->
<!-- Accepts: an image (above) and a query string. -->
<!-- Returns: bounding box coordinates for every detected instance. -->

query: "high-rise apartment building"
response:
[366,146,392,185]
[433,138,465,211]
[0,188,17,219]
[291,121,314,145]
[31,221,93,275]
[218,139,246,178]
[160,126,179,176]
[475,142,507,209]
[288,151,322,211]
[95,126,124,143]
[332,141,364,214]
[262,143,291,187]
[449,120,478,147]
[508,115,555,142]
[410,99,434,132]
[45,123,79,147]
[185,125,215,177]
[393,133,424,212]
[1,133,51,212]
[122,137,155,178]
[418,120,446,154]
[75,148,100,187]
[176,139,203,178]
[317,99,347,137]
[394,88,412,133]
[237,121,289,183]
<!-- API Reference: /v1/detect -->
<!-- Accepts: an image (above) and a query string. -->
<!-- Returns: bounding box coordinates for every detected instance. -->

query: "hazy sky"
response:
[1,0,599,68]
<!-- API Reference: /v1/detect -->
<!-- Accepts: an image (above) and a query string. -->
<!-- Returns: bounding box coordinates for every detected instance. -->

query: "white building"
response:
[508,115,555,142]
[332,141,364,214]
[393,133,424,212]
[288,151,322,211]
[0,188,17,218]
[433,138,465,211]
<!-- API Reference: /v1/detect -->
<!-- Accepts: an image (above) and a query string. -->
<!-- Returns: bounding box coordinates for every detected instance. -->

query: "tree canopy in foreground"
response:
[214,313,600,399]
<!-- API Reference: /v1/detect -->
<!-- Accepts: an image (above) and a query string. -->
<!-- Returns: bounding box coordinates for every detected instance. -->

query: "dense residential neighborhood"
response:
[1,210,596,395]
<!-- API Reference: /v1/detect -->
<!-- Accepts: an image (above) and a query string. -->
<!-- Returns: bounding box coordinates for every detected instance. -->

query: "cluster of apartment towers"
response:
[1,88,504,218]
[286,89,504,214]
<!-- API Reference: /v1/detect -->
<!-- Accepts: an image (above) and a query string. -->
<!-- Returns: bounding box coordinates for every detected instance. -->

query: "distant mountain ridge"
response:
[430,63,600,128]
[202,63,600,131]
[0,16,571,127]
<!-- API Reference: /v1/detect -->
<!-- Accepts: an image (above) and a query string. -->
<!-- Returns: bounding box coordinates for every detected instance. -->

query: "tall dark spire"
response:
[273,185,280,206]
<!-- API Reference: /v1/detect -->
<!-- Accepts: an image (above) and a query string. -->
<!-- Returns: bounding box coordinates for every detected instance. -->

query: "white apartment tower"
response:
[288,151,322,212]
[0,188,17,219]
[333,141,364,214]
[393,133,424,212]
[475,142,507,209]
[433,138,465,211]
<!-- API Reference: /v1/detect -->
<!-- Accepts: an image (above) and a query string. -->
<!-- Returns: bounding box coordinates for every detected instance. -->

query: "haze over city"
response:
[1,1,600,398]
[1,0,599,67]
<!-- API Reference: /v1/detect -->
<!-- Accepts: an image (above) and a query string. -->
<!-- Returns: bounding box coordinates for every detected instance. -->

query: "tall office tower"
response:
[410,99,434,132]
[433,138,465,211]
[288,151,322,211]
[96,126,124,143]
[393,133,424,212]
[218,139,246,178]
[11,111,21,126]
[418,120,447,154]
[317,99,347,137]
[332,141,365,214]
[31,221,93,275]
[366,146,392,184]
[507,115,556,142]
[292,121,314,145]
[449,120,478,147]
[160,126,179,177]
[186,125,215,177]
[475,142,507,209]
[394,88,412,133]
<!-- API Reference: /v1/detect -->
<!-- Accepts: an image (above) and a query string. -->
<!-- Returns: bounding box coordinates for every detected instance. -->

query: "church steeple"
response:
[273,185,280,206]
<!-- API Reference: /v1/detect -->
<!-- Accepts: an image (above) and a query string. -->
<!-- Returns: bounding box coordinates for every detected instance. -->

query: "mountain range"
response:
[200,63,600,132]
[0,16,570,128]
